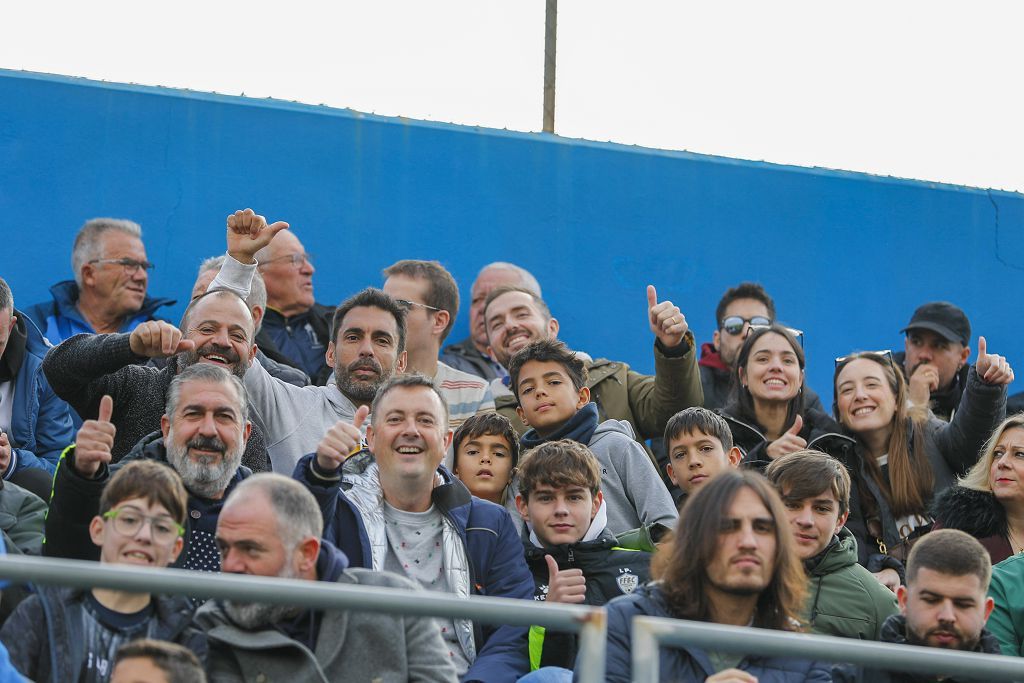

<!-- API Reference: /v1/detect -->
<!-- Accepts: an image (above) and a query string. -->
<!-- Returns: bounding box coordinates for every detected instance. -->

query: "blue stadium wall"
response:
[2,68,1022,399]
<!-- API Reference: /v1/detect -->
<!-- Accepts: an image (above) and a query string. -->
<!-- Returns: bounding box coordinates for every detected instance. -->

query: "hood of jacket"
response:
[805,527,858,577]
[931,486,1006,539]
[520,402,600,451]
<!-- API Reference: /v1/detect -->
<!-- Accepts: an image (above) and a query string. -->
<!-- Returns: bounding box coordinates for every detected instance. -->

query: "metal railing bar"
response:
[631,616,1024,683]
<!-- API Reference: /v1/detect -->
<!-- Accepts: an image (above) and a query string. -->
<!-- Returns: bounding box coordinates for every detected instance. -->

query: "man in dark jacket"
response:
[0,277,75,498]
[23,217,175,344]
[2,460,206,682]
[833,529,1000,682]
[304,373,536,683]
[42,288,268,471]
[44,364,253,575]
[195,473,457,683]
[513,440,652,672]
[896,301,973,422]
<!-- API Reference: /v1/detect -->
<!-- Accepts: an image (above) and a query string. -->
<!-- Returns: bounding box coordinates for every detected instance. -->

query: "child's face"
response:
[666,429,741,495]
[111,657,170,683]
[455,433,515,503]
[516,484,602,547]
[89,497,184,569]
[515,360,589,436]
[779,487,848,560]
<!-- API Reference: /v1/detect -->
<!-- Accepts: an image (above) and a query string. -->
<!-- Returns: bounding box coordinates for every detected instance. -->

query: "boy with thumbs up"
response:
[514,439,652,674]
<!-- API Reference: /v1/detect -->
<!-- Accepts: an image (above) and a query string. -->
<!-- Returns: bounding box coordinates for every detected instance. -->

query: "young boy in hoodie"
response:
[765,449,898,640]
[515,439,652,673]
[1,460,206,682]
[507,339,677,535]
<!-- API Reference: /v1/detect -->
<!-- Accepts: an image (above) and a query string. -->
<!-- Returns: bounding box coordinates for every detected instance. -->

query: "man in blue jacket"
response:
[0,277,74,499]
[299,373,535,683]
[23,217,175,344]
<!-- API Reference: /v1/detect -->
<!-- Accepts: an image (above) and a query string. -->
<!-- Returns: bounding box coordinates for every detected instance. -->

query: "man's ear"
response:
[432,310,450,338]
[665,463,679,487]
[366,424,375,451]
[396,350,408,373]
[547,317,560,339]
[81,264,96,288]
[88,515,105,548]
[712,329,721,352]
[576,386,591,409]
[443,428,453,451]
[296,536,321,575]
[169,535,185,564]
[960,345,971,367]
[590,490,604,521]
[983,596,995,622]
[325,341,336,367]
[251,305,265,330]
[897,585,909,614]
[514,493,531,521]
[242,420,252,444]
[246,343,257,365]
[834,509,850,535]
[727,446,743,468]
[160,414,171,440]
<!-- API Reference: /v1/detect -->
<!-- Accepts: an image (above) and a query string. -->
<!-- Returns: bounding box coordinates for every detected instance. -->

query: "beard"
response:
[335,357,393,403]
[905,621,977,651]
[165,428,244,499]
[179,342,247,378]
[224,558,302,628]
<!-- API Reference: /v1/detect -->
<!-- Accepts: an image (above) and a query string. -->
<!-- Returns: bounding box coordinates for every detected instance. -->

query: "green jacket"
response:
[988,552,1024,656]
[495,335,703,465]
[804,528,898,640]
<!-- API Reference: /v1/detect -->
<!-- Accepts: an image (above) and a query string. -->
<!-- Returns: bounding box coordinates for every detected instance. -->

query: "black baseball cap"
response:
[901,302,971,346]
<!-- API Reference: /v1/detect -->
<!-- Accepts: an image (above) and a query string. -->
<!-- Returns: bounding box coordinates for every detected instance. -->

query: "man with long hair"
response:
[596,470,830,682]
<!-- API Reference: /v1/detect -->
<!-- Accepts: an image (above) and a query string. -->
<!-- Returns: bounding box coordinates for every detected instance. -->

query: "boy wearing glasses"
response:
[2,460,206,682]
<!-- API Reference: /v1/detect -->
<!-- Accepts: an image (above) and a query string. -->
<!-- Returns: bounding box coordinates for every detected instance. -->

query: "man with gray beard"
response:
[44,364,252,575]
[195,474,458,683]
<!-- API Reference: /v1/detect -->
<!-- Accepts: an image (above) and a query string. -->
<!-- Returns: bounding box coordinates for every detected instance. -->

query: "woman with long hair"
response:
[721,324,847,472]
[833,342,1012,587]
[932,413,1024,564]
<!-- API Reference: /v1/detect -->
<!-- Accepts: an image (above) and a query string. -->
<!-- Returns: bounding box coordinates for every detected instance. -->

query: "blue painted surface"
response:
[1,68,1022,401]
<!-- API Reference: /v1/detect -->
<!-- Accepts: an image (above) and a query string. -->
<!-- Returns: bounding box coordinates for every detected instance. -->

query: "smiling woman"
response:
[932,415,1024,565]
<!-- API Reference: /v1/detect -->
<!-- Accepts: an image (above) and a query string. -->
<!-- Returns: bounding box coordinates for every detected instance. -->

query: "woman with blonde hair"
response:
[933,413,1024,564]
[832,340,1012,589]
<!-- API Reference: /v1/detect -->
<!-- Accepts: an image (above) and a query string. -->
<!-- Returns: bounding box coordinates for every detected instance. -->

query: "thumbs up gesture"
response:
[975,336,1015,386]
[647,285,688,348]
[226,208,291,265]
[75,395,116,478]
[766,414,807,459]
[544,554,587,604]
[316,405,370,471]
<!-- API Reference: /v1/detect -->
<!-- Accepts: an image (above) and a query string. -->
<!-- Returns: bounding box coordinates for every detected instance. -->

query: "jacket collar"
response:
[699,342,730,371]
[47,279,176,326]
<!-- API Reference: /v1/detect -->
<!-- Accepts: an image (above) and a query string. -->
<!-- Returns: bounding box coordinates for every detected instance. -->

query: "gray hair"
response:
[226,474,324,550]
[71,218,143,287]
[0,277,12,312]
[478,262,542,297]
[165,363,248,423]
[198,255,267,329]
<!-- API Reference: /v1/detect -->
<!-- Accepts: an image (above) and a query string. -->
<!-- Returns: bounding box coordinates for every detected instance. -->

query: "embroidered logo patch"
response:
[616,572,638,594]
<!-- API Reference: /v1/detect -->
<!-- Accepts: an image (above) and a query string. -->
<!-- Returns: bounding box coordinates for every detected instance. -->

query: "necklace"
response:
[1006,526,1024,555]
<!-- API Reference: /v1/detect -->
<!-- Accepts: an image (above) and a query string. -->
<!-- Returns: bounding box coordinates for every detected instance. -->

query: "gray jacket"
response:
[195,567,458,683]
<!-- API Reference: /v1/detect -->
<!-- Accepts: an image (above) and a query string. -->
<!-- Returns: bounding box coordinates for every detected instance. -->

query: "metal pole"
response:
[632,616,1024,682]
[542,0,557,133]
[631,617,660,683]
[575,607,607,683]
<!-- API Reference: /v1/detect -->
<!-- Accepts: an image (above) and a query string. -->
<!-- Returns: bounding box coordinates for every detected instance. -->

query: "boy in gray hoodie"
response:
[507,339,677,535]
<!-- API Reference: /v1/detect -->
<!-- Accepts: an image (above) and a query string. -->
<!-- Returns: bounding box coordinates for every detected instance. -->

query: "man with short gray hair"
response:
[24,218,175,344]
[195,473,458,683]
[441,262,542,381]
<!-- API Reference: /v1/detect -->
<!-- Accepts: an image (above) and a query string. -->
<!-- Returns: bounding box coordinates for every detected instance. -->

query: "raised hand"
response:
[316,405,370,471]
[766,415,806,459]
[75,395,116,478]
[226,208,290,264]
[647,285,688,348]
[975,336,1015,386]
[907,363,940,407]
[544,554,587,604]
[129,321,195,358]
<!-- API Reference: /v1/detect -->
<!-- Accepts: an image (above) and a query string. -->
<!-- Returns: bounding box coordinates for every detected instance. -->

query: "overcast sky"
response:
[3,1,1021,192]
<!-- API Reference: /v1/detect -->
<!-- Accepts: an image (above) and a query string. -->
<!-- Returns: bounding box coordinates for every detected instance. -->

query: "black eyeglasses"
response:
[259,253,313,268]
[835,349,894,369]
[720,315,771,336]
[88,258,155,274]
[394,299,441,314]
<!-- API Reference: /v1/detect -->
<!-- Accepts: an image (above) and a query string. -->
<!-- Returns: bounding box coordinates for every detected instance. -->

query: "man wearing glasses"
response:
[2,459,206,682]
[24,218,175,345]
[253,229,334,385]
[699,282,823,412]
[383,259,495,434]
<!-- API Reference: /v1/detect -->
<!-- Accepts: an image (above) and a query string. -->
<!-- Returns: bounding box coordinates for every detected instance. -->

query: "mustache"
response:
[187,435,227,454]
[348,358,382,374]
[198,343,241,363]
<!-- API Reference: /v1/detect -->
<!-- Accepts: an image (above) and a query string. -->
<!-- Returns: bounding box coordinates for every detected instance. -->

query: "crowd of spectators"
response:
[0,208,1020,682]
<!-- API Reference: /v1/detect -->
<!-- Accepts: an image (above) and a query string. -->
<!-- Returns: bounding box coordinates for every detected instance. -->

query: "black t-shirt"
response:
[79,593,155,683]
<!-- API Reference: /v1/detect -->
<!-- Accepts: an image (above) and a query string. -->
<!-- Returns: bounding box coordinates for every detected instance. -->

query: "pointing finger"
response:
[97,395,114,423]
[978,336,988,359]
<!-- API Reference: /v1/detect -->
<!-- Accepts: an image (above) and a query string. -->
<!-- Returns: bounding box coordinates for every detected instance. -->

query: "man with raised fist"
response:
[45,363,253,577]
[42,209,284,471]
[482,284,703,459]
